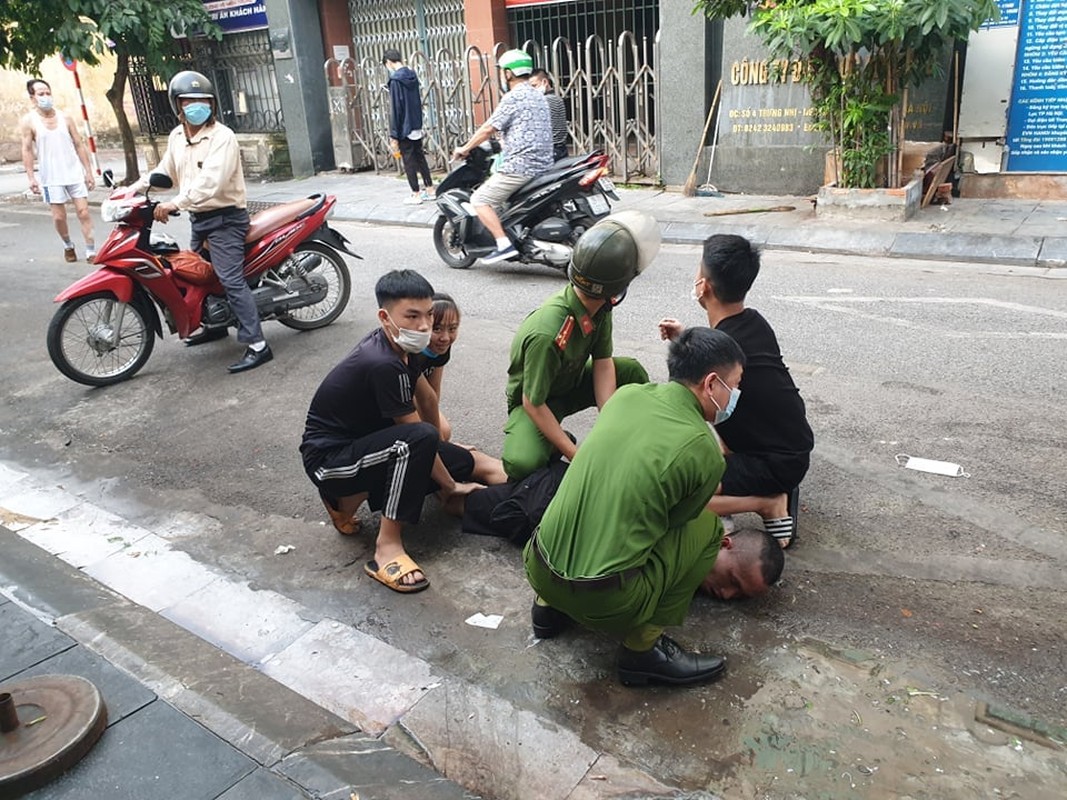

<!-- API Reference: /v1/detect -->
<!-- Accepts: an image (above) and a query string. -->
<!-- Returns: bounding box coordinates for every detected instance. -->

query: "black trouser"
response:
[189,207,263,344]
[303,422,474,525]
[399,137,432,193]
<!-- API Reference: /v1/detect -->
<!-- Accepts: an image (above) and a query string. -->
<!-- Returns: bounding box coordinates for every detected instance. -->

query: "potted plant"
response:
[694,0,999,213]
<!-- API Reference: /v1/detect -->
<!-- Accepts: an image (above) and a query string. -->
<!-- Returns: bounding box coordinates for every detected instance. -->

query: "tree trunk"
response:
[105,51,139,185]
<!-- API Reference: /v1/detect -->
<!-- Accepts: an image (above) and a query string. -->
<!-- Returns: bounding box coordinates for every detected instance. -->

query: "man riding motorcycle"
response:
[148,70,272,374]
[451,49,553,265]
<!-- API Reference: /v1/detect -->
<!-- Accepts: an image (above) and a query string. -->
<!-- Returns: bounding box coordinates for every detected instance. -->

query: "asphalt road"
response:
[2,204,1065,794]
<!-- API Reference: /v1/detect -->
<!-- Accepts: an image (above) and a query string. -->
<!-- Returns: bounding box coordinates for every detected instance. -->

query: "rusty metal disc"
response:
[0,674,108,797]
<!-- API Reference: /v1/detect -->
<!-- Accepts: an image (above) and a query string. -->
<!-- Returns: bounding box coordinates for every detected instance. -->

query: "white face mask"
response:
[387,313,432,353]
[710,376,741,425]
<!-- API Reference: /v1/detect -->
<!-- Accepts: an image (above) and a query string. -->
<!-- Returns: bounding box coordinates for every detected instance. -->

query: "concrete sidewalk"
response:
[0,526,474,800]
[3,159,1067,269]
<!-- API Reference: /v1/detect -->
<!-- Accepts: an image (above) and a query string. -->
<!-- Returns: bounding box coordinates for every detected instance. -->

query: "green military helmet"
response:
[567,210,661,299]
[498,49,534,77]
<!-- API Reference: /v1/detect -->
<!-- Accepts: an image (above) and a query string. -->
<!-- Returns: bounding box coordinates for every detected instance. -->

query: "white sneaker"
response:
[85,248,97,263]
[403,194,423,205]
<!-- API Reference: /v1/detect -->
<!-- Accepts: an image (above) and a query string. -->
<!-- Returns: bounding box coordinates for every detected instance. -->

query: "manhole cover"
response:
[0,674,108,797]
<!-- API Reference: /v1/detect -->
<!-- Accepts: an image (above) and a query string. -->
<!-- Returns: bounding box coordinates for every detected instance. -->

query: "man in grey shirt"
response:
[452,49,552,264]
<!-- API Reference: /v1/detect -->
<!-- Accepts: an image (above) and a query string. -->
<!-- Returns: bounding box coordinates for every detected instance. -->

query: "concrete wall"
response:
[709,18,828,195]
[709,19,951,195]
[265,0,333,176]
[0,54,133,164]
[658,3,713,187]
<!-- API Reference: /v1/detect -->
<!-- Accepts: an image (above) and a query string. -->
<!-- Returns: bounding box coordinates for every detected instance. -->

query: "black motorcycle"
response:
[432,143,619,270]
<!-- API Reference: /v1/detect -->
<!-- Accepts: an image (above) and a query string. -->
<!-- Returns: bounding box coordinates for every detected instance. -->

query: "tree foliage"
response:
[693,0,1000,188]
[1,0,220,181]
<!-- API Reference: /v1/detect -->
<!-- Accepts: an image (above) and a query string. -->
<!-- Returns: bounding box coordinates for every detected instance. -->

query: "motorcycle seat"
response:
[246,194,325,243]
[511,161,590,201]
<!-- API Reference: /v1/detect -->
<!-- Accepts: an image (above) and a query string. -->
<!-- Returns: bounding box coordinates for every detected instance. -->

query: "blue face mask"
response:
[421,346,437,358]
[183,102,211,126]
[711,376,741,425]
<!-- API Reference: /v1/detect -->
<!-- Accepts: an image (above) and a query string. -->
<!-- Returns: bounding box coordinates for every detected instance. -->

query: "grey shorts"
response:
[470,171,529,212]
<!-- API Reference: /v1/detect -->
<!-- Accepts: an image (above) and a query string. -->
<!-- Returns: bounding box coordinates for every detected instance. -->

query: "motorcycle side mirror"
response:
[148,173,173,190]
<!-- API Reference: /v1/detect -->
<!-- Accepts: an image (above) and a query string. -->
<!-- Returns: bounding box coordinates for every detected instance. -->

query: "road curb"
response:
[3,189,1066,269]
[0,526,473,800]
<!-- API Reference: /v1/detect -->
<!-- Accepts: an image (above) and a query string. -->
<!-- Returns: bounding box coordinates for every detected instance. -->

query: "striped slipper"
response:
[764,516,795,547]
[765,487,800,549]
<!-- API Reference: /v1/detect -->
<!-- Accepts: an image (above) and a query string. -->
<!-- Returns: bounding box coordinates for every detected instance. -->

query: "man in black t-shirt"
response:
[659,235,813,548]
[300,270,483,593]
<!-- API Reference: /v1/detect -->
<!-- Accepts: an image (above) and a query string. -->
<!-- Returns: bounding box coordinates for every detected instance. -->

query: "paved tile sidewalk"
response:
[0,526,474,800]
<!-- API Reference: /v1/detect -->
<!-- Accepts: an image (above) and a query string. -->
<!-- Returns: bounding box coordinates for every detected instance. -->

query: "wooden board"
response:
[921,156,957,208]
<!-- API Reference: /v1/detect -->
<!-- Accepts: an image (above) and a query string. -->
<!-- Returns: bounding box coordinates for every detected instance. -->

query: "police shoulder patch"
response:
[554,315,575,350]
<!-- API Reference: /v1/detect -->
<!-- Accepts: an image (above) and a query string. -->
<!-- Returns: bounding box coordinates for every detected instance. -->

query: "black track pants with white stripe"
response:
[305,422,474,525]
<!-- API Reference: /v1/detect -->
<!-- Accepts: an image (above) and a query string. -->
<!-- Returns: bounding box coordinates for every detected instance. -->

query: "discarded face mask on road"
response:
[895,453,970,478]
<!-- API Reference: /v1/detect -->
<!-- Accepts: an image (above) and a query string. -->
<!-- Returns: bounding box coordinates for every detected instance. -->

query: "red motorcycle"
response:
[47,174,358,386]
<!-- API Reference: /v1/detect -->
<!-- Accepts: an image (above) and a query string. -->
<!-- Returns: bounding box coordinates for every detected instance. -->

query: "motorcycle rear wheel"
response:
[433,215,475,269]
[47,292,155,386]
[278,242,352,330]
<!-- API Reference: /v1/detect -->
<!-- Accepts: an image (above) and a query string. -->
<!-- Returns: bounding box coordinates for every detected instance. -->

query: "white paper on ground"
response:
[465,612,504,630]
[895,454,970,478]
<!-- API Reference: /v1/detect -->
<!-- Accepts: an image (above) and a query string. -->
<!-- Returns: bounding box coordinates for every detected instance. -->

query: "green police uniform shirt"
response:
[536,381,725,579]
[506,285,613,412]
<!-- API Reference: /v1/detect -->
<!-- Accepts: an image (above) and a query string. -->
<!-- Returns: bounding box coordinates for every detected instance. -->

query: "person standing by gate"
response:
[383,49,435,205]
[20,79,97,263]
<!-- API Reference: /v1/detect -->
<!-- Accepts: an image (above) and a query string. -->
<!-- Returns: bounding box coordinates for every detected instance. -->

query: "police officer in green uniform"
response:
[503,211,659,480]
[523,327,785,687]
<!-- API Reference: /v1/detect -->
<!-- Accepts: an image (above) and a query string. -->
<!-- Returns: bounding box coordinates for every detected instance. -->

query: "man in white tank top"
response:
[19,79,96,263]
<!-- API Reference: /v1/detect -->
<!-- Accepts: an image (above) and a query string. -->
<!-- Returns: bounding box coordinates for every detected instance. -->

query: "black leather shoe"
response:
[227,344,273,374]
[184,327,228,347]
[531,602,571,639]
[617,635,726,687]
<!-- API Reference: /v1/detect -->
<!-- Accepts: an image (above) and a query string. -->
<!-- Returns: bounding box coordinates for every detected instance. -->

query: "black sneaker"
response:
[531,602,571,639]
[617,635,726,687]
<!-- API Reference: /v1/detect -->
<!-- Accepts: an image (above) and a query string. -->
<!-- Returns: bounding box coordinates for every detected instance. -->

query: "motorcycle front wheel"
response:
[433,215,476,269]
[47,291,155,386]
[278,242,352,330]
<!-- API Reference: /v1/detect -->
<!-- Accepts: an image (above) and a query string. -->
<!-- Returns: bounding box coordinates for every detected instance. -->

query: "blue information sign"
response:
[1005,0,1067,172]
[203,0,268,34]
[983,0,1020,29]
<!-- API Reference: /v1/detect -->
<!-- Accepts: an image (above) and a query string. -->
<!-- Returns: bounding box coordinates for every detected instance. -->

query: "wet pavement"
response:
[3,470,1065,798]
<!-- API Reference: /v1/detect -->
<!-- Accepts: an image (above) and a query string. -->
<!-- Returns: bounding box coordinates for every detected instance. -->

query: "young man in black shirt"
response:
[300,270,484,592]
[659,235,813,548]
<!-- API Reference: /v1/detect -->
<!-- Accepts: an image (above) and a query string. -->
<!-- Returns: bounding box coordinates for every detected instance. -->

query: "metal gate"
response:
[324,33,659,182]
[346,0,466,64]
[130,31,283,137]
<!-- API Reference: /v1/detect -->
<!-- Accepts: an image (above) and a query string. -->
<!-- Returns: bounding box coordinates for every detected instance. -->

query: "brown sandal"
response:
[364,555,429,593]
[320,496,360,536]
